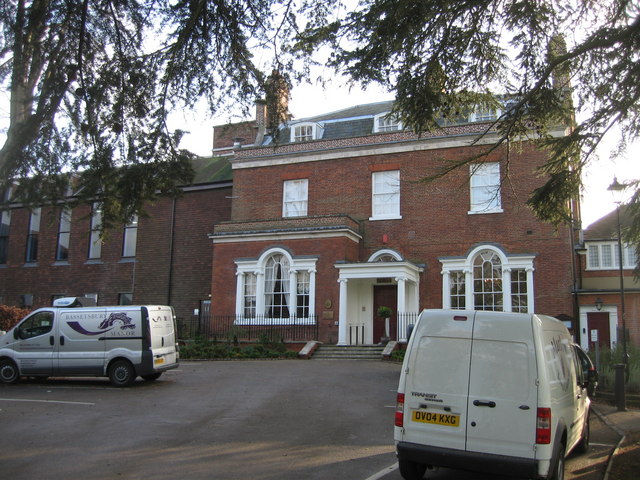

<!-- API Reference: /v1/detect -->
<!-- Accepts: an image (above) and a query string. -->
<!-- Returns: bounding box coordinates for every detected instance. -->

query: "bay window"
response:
[235,248,317,324]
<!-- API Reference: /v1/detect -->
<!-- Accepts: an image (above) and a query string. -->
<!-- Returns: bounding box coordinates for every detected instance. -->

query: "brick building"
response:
[0,157,232,324]
[210,99,580,345]
[575,205,640,350]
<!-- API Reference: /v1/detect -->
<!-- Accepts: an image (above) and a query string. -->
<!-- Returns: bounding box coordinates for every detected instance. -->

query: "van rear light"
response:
[536,408,551,444]
[395,393,405,427]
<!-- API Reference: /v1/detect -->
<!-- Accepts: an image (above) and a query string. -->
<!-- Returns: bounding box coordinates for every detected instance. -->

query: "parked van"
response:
[395,309,592,480]
[0,298,179,387]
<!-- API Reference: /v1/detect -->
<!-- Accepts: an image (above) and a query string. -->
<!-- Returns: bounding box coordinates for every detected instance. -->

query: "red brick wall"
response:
[224,142,574,319]
[0,186,232,322]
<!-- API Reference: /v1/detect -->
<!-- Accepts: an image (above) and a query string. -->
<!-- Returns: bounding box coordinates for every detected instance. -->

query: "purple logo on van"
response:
[67,313,136,336]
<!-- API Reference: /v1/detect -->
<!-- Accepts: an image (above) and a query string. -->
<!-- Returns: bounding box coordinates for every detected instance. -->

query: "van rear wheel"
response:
[108,360,136,387]
[549,444,565,480]
[0,359,19,384]
[399,459,427,480]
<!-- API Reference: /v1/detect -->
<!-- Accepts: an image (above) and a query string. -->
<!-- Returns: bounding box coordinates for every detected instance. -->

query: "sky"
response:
[172,78,640,230]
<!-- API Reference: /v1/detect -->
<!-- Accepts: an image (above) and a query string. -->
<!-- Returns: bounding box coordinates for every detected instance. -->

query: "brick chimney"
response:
[255,70,290,143]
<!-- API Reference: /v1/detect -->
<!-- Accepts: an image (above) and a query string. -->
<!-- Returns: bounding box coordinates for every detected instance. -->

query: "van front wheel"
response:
[0,359,19,384]
[109,360,136,387]
[399,459,427,480]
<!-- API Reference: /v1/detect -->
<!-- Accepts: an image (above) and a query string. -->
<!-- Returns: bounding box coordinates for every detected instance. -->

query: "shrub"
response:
[588,343,640,394]
[179,338,297,360]
[0,305,31,332]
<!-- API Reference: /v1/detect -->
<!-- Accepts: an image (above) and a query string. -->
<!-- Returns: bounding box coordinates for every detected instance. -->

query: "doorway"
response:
[373,285,397,344]
[587,311,611,349]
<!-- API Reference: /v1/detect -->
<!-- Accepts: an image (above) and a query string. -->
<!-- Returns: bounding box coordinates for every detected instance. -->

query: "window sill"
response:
[119,257,136,264]
[467,208,504,215]
[53,261,70,266]
[85,259,103,265]
[369,215,403,221]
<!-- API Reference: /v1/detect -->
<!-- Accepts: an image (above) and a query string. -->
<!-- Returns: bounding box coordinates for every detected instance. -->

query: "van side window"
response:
[18,311,54,339]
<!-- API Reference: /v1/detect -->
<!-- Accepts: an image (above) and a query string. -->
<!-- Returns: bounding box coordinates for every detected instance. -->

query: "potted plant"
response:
[377,306,393,345]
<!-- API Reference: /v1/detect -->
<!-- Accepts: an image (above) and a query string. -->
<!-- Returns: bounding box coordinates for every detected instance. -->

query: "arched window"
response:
[265,254,290,318]
[440,245,535,313]
[473,250,503,311]
[235,249,317,324]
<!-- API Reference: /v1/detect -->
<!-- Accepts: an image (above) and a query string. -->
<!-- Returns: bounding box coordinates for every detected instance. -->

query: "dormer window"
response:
[374,112,402,133]
[469,106,498,122]
[291,123,322,142]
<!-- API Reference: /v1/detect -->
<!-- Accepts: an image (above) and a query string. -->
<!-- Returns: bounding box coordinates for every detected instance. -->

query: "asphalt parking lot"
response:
[0,360,402,480]
[0,360,620,480]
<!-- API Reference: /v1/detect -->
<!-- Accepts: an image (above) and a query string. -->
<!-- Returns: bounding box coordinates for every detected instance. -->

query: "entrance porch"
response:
[335,251,423,345]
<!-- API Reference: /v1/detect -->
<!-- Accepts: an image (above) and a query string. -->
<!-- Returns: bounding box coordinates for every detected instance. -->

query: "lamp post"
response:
[607,177,629,411]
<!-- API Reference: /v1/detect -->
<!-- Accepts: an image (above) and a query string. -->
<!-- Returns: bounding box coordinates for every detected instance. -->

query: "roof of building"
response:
[584,204,633,241]
[191,156,233,185]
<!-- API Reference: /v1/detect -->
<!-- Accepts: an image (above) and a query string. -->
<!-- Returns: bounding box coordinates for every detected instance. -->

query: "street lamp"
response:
[607,177,629,411]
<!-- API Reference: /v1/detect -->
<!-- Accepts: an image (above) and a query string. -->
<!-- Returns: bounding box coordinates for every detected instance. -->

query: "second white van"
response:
[394,309,592,480]
[0,298,179,387]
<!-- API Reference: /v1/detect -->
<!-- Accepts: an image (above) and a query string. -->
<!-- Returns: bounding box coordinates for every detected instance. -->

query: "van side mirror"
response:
[13,329,19,340]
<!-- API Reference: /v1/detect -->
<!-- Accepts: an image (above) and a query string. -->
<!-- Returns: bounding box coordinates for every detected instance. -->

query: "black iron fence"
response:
[177,315,319,343]
[177,312,421,344]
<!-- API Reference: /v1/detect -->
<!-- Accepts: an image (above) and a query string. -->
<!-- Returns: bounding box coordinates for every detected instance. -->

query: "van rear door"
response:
[144,306,178,369]
[402,310,475,451]
[466,311,538,460]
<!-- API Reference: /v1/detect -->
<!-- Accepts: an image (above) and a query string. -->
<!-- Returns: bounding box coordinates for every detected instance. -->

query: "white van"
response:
[0,298,179,387]
[395,309,592,480]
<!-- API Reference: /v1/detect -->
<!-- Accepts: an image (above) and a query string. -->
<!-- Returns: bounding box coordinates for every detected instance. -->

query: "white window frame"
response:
[88,202,102,260]
[586,242,636,270]
[440,245,535,313]
[56,208,72,261]
[373,112,402,133]
[235,248,317,325]
[469,163,503,214]
[370,170,401,220]
[290,122,323,142]
[122,215,138,258]
[469,106,499,122]
[283,179,308,217]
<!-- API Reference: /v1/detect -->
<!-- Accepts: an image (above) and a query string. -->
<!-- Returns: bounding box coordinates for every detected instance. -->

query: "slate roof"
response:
[584,204,633,241]
[190,156,232,185]
[271,100,396,145]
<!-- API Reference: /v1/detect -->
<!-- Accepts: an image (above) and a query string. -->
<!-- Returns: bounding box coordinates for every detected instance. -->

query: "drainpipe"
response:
[167,197,177,305]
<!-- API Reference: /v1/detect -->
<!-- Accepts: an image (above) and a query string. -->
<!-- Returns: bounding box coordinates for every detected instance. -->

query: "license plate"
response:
[412,410,460,427]
[154,357,165,365]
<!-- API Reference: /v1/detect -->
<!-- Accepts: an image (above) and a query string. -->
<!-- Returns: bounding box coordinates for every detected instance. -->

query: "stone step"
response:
[312,345,385,360]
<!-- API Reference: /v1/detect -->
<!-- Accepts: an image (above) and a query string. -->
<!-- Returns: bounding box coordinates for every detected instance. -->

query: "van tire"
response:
[0,359,20,384]
[142,373,162,381]
[108,360,136,387]
[549,444,565,480]
[575,411,590,454]
[399,459,427,480]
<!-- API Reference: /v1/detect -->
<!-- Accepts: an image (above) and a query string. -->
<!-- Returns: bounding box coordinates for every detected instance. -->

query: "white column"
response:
[255,271,265,317]
[396,276,407,313]
[309,268,317,320]
[526,267,535,312]
[338,278,348,345]
[235,272,244,316]
[441,269,451,308]
[289,269,298,317]
[503,267,512,312]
